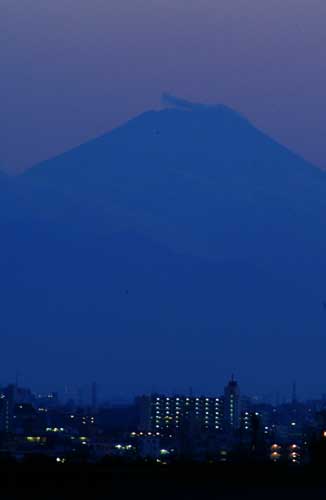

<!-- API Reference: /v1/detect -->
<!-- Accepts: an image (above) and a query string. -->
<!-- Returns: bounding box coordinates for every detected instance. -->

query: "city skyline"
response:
[2,373,326,467]
[2,374,325,404]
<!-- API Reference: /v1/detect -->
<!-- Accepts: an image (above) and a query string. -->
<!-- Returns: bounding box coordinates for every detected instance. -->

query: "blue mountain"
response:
[1,99,326,395]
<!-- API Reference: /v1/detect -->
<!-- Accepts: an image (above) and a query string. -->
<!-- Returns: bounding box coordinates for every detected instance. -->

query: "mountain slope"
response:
[1,99,326,394]
[22,103,326,260]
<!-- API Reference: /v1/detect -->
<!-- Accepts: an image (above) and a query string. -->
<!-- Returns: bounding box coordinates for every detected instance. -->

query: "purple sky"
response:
[1,0,326,173]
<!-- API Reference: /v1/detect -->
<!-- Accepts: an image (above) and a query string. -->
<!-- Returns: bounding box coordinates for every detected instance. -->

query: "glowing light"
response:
[26,436,43,443]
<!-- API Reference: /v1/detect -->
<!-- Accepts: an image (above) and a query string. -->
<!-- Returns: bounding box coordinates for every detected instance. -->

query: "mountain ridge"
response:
[16,101,326,262]
[24,104,318,178]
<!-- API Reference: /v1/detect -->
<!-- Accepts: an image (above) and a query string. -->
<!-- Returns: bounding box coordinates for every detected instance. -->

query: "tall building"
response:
[136,394,224,437]
[224,376,241,431]
[0,385,16,434]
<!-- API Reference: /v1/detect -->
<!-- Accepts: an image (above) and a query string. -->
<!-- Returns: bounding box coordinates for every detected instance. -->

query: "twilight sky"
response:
[1,0,326,173]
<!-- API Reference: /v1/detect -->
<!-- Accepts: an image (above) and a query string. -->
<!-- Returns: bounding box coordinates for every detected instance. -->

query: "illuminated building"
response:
[224,376,241,431]
[0,385,15,433]
[35,392,59,409]
[270,443,282,462]
[136,395,224,437]
[288,443,301,464]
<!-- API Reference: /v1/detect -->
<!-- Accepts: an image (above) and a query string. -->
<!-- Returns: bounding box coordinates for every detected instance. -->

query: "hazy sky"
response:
[1,0,326,173]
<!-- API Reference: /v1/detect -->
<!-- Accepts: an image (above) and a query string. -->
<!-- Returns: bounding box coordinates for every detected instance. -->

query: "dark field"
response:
[1,463,326,499]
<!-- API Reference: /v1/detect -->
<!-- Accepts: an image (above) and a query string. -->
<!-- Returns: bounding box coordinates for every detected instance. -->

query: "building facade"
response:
[136,394,224,437]
[224,377,241,431]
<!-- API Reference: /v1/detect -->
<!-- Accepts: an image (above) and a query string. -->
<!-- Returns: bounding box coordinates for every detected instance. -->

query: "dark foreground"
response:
[2,462,326,499]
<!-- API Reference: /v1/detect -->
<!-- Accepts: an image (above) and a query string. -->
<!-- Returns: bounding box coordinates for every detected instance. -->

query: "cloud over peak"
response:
[161,93,208,111]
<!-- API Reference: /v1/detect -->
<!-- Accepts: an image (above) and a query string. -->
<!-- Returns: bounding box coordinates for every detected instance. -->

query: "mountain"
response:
[2,98,326,395]
[22,101,326,260]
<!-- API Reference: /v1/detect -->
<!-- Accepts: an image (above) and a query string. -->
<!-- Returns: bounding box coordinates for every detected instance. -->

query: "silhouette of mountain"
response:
[2,98,326,392]
[22,101,326,258]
